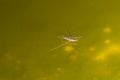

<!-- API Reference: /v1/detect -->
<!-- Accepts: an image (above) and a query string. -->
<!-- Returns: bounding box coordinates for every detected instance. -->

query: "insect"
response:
[48,25,82,52]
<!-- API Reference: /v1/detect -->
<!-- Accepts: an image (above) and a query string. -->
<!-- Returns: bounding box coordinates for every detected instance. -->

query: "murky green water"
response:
[0,0,120,80]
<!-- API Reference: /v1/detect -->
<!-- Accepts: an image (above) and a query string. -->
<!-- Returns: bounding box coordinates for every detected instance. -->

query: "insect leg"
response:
[48,41,70,52]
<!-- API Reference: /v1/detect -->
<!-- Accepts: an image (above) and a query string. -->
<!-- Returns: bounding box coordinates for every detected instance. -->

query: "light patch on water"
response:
[104,39,111,44]
[107,44,120,53]
[103,27,111,33]
[94,44,120,62]
[94,53,106,61]
[64,45,74,53]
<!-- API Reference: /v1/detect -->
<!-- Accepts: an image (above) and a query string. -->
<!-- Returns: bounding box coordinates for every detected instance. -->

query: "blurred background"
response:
[0,0,120,80]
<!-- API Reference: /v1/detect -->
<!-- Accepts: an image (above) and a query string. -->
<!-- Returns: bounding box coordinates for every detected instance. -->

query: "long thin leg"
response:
[65,24,72,37]
[48,41,70,52]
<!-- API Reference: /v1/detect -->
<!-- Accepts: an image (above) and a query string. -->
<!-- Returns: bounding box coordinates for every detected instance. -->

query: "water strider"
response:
[48,26,82,52]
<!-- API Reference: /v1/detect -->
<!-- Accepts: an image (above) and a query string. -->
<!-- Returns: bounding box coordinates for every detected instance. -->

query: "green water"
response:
[0,0,120,80]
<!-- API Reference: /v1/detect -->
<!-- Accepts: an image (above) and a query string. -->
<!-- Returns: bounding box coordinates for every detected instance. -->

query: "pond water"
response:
[0,0,120,80]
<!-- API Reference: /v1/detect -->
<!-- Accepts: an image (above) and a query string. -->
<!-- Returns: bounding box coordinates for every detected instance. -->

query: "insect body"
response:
[48,26,81,52]
[63,36,78,42]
